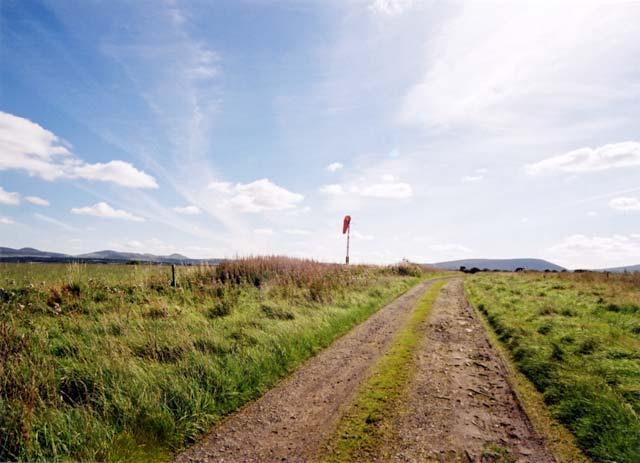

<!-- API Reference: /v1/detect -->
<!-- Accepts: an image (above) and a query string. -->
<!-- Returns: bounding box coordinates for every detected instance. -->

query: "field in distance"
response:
[0,258,440,462]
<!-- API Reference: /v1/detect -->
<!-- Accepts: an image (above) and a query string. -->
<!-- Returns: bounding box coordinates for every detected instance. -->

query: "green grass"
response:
[0,259,442,462]
[318,279,448,463]
[466,272,640,463]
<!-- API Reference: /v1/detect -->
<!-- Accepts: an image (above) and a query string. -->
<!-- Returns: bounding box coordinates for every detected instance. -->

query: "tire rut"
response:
[376,278,554,463]
[174,279,441,463]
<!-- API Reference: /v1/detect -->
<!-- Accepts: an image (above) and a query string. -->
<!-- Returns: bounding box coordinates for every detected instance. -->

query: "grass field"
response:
[466,272,640,463]
[0,258,436,462]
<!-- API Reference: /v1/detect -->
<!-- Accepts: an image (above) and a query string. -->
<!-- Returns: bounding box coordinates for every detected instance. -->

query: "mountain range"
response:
[0,247,222,265]
[1,247,638,272]
[431,258,639,273]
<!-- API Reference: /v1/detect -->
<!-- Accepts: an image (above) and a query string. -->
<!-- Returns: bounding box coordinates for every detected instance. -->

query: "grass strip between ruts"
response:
[318,278,449,463]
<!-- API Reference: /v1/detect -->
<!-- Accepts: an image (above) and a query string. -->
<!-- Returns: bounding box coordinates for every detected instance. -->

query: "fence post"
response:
[171,264,176,287]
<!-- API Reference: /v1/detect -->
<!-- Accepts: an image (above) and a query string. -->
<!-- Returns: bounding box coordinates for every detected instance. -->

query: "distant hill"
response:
[602,264,640,273]
[0,247,222,265]
[77,250,192,263]
[0,247,70,259]
[432,258,565,272]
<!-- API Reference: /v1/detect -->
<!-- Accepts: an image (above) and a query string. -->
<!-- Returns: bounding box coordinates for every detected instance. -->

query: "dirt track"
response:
[175,279,438,463]
[176,278,553,463]
[375,278,553,462]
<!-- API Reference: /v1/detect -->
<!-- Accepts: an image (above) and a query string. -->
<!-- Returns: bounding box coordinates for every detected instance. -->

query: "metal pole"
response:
[345,224,350,265]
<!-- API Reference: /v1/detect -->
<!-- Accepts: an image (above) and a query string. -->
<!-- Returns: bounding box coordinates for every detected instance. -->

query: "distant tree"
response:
[469,267,480,274]
[515,267,524,272]
[459,266,467,272]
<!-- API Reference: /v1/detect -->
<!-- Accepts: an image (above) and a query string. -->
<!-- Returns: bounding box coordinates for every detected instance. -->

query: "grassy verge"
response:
[466,272,640,463]
[318,279,448,463]
[465,284,589,463]
[0,259,441,462]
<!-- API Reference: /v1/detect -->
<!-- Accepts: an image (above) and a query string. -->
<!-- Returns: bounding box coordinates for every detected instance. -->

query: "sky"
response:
[1,0,639,269]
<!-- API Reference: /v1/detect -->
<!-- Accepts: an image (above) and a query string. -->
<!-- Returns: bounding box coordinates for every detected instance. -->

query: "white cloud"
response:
[253,228,275,235]
[370,0,413,16]
[25,196,49,206]
[0,216,14,225]
[462,167,488,183]
[399,4,640,130]
[0,112,158,188]
[0,186,20,205]
[381,174,396,182]
[208,181,233,193]
[353,182,413,199]
[609,196,640,211]
[320,184,345,196]
[326,162,344,172]
[214,178,304,213]
[284,228,310,236]
[173,205,201,215]
[587,211,598,217]
[71,160,158,188]
[71,202,144,221]
[526,142,640,174]
[550,234,640,268]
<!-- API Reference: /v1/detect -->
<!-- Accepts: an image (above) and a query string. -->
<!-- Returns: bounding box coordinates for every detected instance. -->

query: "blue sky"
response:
[1,0,639,268]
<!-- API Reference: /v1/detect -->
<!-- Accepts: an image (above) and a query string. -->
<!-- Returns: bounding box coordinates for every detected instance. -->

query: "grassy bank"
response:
[0,258,433,462]
[466,272,640,463]
[318,279,448,462]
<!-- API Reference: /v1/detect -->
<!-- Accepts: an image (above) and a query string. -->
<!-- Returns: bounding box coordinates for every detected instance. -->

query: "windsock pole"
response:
[345,223,350,265]
[343,215,351,265]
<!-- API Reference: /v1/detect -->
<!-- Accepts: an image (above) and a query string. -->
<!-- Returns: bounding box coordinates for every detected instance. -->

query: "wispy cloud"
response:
[369,0,414,16]
[173,205,201,215]
[399,4,640,131]
[253,228,275,235]
[319,184,345,196]
[34,213,78,231]
[526,142,640,174]
[320,181,412,199]
[71,202,144,221]
[609,196,640,211]
[25,195,49,206]
[284,228,310,236]
[0,216,14,225]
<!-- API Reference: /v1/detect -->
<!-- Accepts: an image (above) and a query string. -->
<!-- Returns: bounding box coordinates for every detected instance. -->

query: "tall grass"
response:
[0,258,431,462]
[466,272,640,463]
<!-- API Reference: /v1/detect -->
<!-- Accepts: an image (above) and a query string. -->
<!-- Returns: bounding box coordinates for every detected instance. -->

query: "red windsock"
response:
[342,215,351,234]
